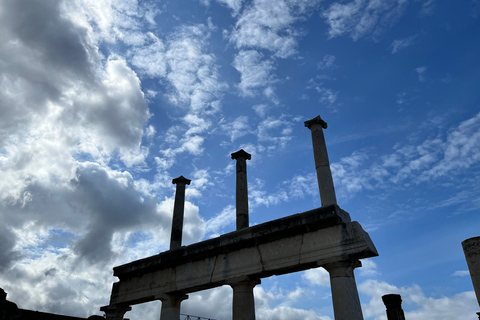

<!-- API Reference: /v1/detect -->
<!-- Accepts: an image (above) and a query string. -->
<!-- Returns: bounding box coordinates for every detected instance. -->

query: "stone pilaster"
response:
[382,294,406,320]
[304,115,337,207]
[231,149,251,230]
[101,305,131,320]
[229,276,260,320]
[323,260,363,320]
[170,176,191,250]
[158,293,188,320]
[462,236,480,315]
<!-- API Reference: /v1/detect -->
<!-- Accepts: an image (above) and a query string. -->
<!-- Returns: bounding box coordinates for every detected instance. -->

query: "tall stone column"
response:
[229,277,260,320]
[324,260,364,320]
[382,294,406,320]
[462,236,480,319]
[170,176,191,250]
[231,149,251,230]
[158,293,188,320]
[304,115,337,207]
[101,305,131,320]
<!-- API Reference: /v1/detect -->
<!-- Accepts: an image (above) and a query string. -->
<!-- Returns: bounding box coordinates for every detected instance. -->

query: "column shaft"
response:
[230,278,260,320]
[231,150,251,230]
[324,261,364,320]
[462,236,480,309]
[382,294,406,320]
[159,293,188,320]
[305,116,337,207]
[170,176,191,250]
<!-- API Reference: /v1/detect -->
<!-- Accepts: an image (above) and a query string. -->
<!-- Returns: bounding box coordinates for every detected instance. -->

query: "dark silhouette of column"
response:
[382,294,406,320]
[304,115,337,207]
[170,176,191,250]
[462,236,480,319]
[231,149,251,230]
[323,260,363,320]
[101,305,131,320]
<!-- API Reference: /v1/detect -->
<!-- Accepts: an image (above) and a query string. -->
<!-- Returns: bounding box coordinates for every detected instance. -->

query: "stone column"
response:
[158,293,188,320]
[462,236,480,319]
[323,260,364,320]
[170,176,191,250]
[304,115,337,207]
[382,294,406,320]
[231,149,251,230]
[229,277,260,320]
[101,305,131,320]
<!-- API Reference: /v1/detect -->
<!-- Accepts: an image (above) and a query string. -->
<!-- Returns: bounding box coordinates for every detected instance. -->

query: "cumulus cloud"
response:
[228,0,320,98]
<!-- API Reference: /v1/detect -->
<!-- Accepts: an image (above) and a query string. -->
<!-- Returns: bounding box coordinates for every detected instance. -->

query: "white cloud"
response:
[222,115,252,142]
[330,113,480,201]
[229,0,313,58]
[215,0,244,15]
[206,205,236,236]
[323,0,408,40]
[318,54,337,69]
[452,270,470,277]
[359,279,478,320]
[233,50,275,96]
[415,66,427,82]
[390,35,417,53]
[303,268,331,287]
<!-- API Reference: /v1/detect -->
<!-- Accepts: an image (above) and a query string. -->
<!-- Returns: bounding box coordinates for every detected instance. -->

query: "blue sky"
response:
[0,0,479,319]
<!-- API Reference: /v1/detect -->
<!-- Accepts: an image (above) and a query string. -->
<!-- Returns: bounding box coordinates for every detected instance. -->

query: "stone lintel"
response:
[172,176,191,185]
[304,115,328,130]
[113,205,343,278]
[231,149,252,160]
[105,205,377,306]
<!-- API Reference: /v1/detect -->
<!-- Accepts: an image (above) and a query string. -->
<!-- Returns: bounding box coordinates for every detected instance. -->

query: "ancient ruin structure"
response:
[462,236,480,319]
[100,115,378,320]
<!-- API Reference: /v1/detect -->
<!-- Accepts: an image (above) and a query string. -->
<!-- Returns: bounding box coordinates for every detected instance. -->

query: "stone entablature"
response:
[106,204,377,306]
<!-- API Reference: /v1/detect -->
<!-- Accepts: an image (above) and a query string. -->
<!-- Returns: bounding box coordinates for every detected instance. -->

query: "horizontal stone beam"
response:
[107,205,377,306]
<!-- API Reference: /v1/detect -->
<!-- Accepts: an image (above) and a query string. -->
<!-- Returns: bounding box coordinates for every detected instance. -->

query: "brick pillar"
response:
[170,176,191,250]
[231,149,251,230]
[304,115,337,207]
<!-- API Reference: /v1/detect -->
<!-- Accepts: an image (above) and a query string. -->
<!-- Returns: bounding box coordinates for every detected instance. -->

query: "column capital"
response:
[156,293,189,306]
[227,276,261,287]
[304,115,328,130]
[323,259,362,278]
[100,304,131,320]
[172,176,191,185]
[231,149,251,160]
[382,294,402,309]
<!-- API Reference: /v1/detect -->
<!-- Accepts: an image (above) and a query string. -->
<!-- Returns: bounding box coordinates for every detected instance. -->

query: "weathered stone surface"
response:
[170,176,191,250]
[462,236,480,308]
[305,115,337,207]
[231,149,251,230]
[104,205,377,306]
